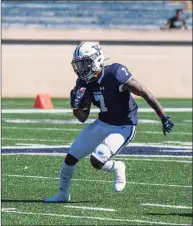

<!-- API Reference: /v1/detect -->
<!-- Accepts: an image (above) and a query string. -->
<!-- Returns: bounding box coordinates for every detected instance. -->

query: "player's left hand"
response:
[70,87,87,109]
[160,115,174,136]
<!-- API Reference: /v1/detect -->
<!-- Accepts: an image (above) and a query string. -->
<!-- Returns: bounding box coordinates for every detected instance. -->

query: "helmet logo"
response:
[92,45,101,51]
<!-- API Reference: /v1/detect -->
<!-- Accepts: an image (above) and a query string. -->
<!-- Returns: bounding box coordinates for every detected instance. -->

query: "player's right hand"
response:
[160,115,174,136]
[70,87,87,109]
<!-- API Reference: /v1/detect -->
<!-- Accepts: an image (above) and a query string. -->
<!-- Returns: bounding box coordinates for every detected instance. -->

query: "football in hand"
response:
[79,89,91,110]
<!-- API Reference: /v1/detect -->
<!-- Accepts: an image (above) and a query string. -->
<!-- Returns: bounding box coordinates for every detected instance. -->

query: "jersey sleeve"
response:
[115,64,132,92]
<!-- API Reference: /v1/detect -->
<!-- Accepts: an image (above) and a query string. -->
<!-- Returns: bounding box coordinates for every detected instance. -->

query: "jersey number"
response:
[121,67,129,75]
[94,95,107,112]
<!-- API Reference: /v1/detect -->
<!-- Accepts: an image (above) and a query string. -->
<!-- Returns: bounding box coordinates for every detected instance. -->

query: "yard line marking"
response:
[2,119,191,127]
[2,126,192,135]
[63,205,116,212]
[141,203,192,209]
[114,158,192,163]
[1,143,192,150]
[2,108,192,113]
[2,149,192,161]
[2,153,192,158]
[155,149,192,153]
[2,126,81,132]
[2,174,191,188]
[1,144,192,158]
[3,118,160,125]
[1,152,192,160]
[15,143,48,146]
[1,210,189,225]
[183,120,192,123]
[114,154,192,159]
[2,138,68,142]
[164,141,192,145]
[2,208,16,211]
[129,182,192,188]
[142,131,192,135]
[2,137,192,149]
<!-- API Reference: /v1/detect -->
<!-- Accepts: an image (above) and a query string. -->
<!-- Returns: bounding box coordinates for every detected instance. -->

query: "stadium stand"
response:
[2,0,192,29]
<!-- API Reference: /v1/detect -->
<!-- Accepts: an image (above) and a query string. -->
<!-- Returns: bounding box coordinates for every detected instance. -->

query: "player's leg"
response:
[90,125,136,192]
[44,153,78,203]
[45,119,108,202]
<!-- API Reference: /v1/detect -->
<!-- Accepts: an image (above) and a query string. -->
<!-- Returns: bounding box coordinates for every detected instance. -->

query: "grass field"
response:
[1,98,192,225]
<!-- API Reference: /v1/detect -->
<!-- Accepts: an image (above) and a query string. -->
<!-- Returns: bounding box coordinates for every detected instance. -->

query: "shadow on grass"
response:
[1,199,93,204]
[146,212,193,218]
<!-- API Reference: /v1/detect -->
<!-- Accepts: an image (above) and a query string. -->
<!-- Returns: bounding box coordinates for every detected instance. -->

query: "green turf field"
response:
[1,98,192,225]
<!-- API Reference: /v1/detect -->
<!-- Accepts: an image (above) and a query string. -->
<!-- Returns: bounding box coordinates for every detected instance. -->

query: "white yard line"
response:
[2,108,192,113]
[1,142,192,162]
[114,154,192,159]
[2,174,191,188]
[3,119,161,125]
[141,203,192,209]
[2,137,192,149]
[129,143,192,149]
[3,119,89,125]
[63,205,116,212]
[1,119,191,127]
[129,182,191,188]
[15,143,48,147]
[1,210,189,225]
[1,208,16,211]
[1,145,62,149]
[158,149,192,153]
[141,131,192,135]
[2,126,192,135]
[2,126,81,131]
[1,143,192,150]
[2,138,67,142]
[183,120,192,123]
[2,153,192,158]
[164,141,192,145]
[114,158,192,163]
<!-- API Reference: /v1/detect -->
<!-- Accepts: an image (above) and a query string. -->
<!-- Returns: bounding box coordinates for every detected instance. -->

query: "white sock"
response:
[102,160,119,172]
[59,163,75,193]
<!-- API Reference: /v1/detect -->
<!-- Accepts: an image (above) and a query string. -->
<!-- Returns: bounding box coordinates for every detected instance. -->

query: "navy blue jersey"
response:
[168,16,186,29]
[81,63,138,126]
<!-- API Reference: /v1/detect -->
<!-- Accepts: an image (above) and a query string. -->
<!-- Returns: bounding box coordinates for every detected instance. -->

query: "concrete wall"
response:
[2,29,192,41]
[2,29,192,98]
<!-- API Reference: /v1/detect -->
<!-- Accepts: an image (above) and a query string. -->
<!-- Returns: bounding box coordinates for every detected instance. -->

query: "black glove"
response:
[160,115,174,136]
[70,87,87,109]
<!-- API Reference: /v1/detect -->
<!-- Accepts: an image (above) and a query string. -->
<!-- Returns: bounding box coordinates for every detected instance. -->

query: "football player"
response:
[45,42,174,202]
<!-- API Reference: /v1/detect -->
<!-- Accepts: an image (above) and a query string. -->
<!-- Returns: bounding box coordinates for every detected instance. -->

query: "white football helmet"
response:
[71,42,104,83]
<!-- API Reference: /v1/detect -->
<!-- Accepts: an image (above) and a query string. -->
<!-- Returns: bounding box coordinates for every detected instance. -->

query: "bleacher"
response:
[2,1,192,29]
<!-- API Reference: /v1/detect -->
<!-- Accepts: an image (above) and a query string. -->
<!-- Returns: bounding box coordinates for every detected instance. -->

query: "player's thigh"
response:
[91,125,136,163]
[110,125,136,156]
[68,119,108,160]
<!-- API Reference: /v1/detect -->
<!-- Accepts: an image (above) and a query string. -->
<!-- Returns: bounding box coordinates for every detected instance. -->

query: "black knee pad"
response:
[65,153,79,166]
[90,155,105,170]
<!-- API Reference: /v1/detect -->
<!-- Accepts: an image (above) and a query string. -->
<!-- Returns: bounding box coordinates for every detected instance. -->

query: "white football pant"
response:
[68,119,136,162]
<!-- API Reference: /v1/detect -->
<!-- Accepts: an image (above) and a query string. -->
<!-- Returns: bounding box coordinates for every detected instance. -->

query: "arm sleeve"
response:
[115,64,132,91]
